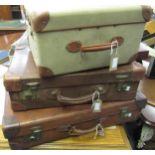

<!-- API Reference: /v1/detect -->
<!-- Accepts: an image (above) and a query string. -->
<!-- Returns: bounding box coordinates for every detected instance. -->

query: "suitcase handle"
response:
[66,36,124,53]
[69,123,104,136]
[57,90,93,105]
[56,87,106,105]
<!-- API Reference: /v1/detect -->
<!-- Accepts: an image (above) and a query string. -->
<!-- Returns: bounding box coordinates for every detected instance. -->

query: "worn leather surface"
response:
[4,49,145,90]
[4,49,145,111]
[2,91,146,149]
[0,125,131,150]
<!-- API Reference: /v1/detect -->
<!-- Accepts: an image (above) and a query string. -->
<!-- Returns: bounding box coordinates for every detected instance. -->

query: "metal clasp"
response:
[26,126,42,142]
[20,81,40,100]
[120,107,132,118]
[116,82,131,92]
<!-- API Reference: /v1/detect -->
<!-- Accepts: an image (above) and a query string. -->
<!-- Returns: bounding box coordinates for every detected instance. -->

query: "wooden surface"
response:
[139,77,155,106]
[0,5,12,20]
[0,31,23,50]
[0,125,131,150]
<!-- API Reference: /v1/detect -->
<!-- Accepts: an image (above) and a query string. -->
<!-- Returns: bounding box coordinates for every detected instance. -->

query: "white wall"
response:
[0,65,8,124]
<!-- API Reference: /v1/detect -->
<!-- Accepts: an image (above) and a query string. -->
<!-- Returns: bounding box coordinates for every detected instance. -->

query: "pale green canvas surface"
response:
[44,6,144,32]
[28,23,144,75]
[25,5,144,32]
[26,5,145,75]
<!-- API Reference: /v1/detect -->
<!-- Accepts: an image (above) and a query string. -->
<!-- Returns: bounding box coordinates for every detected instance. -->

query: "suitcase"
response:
[2,91,146,149]
[4,48,145,111]
[0,125,131,150]
[24,4,152,76]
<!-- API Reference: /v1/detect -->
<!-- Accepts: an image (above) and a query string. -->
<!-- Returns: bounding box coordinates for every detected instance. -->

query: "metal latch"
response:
[120,107,132,118]
[20,82,40,100]
[27,126,42,142]
[116,82,131,92]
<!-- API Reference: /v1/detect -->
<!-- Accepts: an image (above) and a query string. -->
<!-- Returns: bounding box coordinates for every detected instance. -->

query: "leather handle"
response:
[66,36,124,53]
[56,87,106,105]
[69,123,104,136]
[57,90,93,105]
[69,126,96,135]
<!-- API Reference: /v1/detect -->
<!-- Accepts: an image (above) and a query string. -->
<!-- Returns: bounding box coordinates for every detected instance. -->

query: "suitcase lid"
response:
[4,48,145,92]
[2,91,145,139]
[24,3,152,32]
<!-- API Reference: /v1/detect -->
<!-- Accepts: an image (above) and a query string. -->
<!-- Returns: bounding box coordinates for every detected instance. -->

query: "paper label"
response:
[94,102,101,111]
[112,57,118,69]
[110,57,118,71]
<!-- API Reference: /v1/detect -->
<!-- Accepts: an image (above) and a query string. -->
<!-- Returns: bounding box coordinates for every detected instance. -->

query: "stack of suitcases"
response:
[2,3,153,149]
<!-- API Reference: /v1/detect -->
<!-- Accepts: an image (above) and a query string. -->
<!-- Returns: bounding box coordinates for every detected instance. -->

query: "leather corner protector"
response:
[11,101,28,112]
[128,53,138,64]
[38,66,54,78]
[142,5,153,22]
[2,115,20,139]
[31,11,50,32]
[3,75,22,92]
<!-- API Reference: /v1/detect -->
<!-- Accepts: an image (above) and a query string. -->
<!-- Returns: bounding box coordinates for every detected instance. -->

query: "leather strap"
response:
[69,123,104,136]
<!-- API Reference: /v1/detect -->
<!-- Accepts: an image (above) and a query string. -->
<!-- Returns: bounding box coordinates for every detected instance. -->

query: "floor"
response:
[0,31,23,50]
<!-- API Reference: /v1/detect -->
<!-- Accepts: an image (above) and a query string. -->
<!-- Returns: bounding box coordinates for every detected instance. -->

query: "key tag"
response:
[109,40,119,71]
[91,90,102,113]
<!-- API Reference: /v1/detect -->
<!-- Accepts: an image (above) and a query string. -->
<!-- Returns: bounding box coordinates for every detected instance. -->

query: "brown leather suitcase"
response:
[2,91,146,149]
[4,48,145,111]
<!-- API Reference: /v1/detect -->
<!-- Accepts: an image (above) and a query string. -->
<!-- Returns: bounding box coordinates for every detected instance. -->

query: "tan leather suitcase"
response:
[2,91,146,149]
[4,48,145,111]
[0,125,132,150]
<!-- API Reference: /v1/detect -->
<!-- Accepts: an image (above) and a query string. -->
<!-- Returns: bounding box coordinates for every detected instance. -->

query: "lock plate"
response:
[120,107,132,118]
[19,82,40,101]
[116,82,131,92]
[25,126,42,142]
